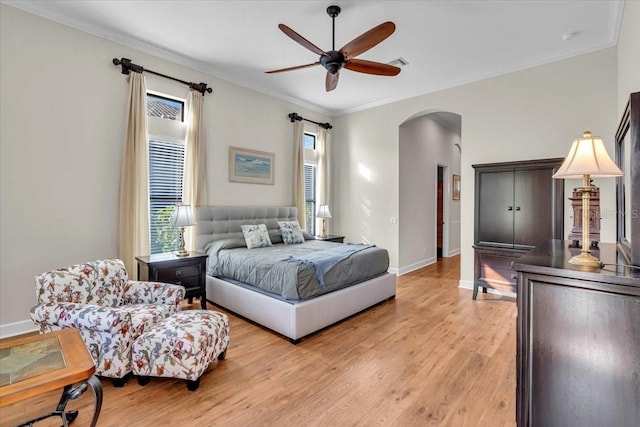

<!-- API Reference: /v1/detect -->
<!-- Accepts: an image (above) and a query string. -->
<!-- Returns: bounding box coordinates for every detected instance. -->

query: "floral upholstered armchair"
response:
[30,259,185,386]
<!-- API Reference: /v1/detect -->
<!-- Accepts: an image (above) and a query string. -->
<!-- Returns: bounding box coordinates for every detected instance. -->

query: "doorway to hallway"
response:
[437,165,444,258]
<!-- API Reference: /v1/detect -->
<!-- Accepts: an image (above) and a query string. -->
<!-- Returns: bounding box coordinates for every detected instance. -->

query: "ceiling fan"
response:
[266,5,401,92]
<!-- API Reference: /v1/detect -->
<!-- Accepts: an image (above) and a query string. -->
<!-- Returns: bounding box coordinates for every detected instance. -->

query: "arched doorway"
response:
[398,111,461,274]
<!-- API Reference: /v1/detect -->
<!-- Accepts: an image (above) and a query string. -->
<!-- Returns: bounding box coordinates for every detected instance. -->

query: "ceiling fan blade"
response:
[326,71,339,92]
[278,24,327,56]
[339,22,396,59]
[265,62,320,74]
[345,59,401,76]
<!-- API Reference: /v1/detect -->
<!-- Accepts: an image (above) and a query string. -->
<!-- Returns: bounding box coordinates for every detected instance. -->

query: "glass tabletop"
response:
[0,337,66,387]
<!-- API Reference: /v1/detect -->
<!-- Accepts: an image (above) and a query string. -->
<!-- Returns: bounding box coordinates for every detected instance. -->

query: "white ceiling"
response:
[5,0,624,117]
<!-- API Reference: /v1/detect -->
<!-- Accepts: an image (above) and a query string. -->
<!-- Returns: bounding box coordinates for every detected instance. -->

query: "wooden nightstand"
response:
[315,235,345,243]
[136,252,208,309]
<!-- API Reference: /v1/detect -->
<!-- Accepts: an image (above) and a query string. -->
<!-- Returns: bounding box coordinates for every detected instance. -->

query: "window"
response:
[148,139,185,254]
[304,133,316,150]
[305,164,317,233]
[147,92,187,254]
[147,94,184,121]
[304,132,317,234]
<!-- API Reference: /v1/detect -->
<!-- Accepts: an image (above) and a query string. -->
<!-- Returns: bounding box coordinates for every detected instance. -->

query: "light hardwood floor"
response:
[0,256,517,427]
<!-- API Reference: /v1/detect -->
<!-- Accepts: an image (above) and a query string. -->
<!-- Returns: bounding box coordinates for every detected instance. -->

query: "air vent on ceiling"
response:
[388,57,409,67]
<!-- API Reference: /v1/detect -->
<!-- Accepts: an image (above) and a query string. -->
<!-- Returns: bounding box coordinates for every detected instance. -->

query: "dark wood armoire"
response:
[472,158,564,299]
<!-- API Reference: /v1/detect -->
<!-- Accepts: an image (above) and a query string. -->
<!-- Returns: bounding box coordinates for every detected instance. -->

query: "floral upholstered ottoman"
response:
[132,310,229,391]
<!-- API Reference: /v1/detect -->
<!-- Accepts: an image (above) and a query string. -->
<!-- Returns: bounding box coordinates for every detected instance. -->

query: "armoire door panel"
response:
[477,171,515,246]
[514,169,554,248]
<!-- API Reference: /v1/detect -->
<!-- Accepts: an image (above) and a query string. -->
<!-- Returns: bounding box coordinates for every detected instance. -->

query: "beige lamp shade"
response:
[169,204,196,257]
[316,205,332,219]
[552,131,622,268]
[552,131,623,179]
[169,204,196,227]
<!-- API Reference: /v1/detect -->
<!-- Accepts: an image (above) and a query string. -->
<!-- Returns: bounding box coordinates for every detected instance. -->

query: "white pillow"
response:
[278,220,305,245]
[240,224,272,249]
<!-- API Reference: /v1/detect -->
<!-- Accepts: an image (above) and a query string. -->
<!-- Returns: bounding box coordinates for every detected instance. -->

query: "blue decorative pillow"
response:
[278,220,305,245]
[240,224,272,249]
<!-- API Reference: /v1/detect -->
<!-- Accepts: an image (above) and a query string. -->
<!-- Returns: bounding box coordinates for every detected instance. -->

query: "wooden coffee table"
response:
[0,328,102,426]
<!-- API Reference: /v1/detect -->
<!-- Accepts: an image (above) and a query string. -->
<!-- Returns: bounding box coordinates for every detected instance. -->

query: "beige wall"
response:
[0,5,328,335]
[617,0,640,113]
[332,47,618,287]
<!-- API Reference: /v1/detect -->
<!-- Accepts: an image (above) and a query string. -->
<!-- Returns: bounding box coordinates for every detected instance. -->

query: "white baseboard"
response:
[387,267,399,275]
[1,319,38,339]
[398,257,436,276]
[459,279,474,290]
[446,248,461,257]
[458,280,516,299]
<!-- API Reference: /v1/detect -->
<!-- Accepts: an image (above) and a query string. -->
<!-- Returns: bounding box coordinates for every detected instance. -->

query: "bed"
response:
[195,206,396,343]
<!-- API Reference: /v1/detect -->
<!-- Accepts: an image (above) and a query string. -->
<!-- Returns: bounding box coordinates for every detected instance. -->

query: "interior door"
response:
[514,169,553,248]
[437,178,443,257]
[477,170,514,247]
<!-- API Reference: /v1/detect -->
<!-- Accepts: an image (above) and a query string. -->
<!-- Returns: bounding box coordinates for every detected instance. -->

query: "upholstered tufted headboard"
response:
[195,206,299,252]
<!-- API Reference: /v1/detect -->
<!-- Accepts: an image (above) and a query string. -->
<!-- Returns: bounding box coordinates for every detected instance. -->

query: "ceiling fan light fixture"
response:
[320,51,345,74]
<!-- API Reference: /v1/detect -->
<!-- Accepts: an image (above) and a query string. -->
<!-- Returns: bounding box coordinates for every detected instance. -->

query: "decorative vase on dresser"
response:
[567,183,600,248]
[472,158,564,299]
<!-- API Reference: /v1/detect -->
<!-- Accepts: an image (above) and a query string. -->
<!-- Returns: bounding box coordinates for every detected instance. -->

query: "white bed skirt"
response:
[206,273,396,342]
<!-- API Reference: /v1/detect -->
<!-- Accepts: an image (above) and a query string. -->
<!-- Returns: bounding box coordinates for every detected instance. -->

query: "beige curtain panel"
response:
[292,121,306,227]
[316,128,331,233]
[183,89,207,251]
[118,72,150,276]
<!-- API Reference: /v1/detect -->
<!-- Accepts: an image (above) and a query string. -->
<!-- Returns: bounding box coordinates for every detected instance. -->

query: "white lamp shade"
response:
[169,204,196,227]
[553,131,623,179]
[316,205,332,219]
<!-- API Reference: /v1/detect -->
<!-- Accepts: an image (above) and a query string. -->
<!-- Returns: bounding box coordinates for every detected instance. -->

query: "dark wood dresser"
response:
[513,240,640,427]
[472,158,564,299]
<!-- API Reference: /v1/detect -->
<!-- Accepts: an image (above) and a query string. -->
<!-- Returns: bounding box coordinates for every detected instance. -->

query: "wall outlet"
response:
[390,217,398,224]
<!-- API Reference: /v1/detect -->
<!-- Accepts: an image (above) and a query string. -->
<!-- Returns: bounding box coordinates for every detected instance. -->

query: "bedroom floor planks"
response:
[0,255,518,427]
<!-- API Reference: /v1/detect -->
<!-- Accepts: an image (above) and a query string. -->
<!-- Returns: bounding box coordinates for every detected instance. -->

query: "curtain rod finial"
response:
[113,57,143,75]
[288,113,301,123]
[189,82,213,96]
[112,57,130,75]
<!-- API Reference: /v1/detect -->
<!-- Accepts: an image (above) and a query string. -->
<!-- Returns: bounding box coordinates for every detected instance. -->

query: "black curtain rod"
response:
[288,113,332,130]
[112,57,212,96]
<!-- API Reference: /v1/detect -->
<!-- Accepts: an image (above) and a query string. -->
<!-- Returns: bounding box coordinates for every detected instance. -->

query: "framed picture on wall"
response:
[452,174,461,200]
[229,146,275,185]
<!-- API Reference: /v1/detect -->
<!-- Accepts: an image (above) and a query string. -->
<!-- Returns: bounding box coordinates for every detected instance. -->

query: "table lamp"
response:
[169,203,196,257]
[316,205,332,238]
[552,131,622,267]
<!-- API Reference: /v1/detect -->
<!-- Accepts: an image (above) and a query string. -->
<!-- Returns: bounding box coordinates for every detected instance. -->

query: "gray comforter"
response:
[205,239,389,300]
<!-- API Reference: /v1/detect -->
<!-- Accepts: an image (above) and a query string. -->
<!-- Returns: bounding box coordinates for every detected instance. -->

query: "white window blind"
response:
[148,139,185,254]
[304,163,316,234]
[303,132,318,234]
